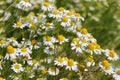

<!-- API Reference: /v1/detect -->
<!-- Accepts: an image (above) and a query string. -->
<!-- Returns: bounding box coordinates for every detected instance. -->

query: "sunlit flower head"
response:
[48,67,59,76]
[54,57,67,67]
[0,39,9,48]
[61,16,71,27]
[4,45,19,60]
[11,63,24,73]
[41,1,53,12]
[13,21,26,29]
[113,66,120,80]
[44,45,54,55]
[56,35,68,44]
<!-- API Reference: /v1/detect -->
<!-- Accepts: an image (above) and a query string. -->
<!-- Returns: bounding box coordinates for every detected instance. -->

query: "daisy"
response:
[48,10,62,19]
[104,49,119,61]
[4,46,19,61]
[61,16,71,27]
[71,41,84,53]
[27,59,40,69]
[56,35,68,44]
[77,28,90,38]
[28,71,35,79]
[72,13,84,21]
[113,66,120,80]
[66,59,78,71]
[7,37,18,46]
[44,45,54,55]
[54,57,67,67]
[99,60,114,75]
[0,39,9,48]
[42,22,54,31]
[48,67,59,76]
[41,1,53,12]
[11,63,24,73]
[43,36,56,46]
[19,47,32,59]
[12,21,26,29]
[19,0,32,11]
[86,56,95,67]
[86,42,96,55]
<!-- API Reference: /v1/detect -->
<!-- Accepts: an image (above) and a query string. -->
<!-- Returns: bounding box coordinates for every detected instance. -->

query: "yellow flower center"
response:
[57,35,65,41]
[58,57,64,63]
[48,47,53,51]
[59,7,64,12]
[7,46,15,54]
[0,77,4,80]
[45,22,51,27]
[62,16,68,22]
[76,43,81,47]
[81,28,88,34]
[89,35,93,39]
[75,13,80,17]
[102,60,110,70]
[88,56,93,62]
[16,21,22,27]
[88,43,95,50]
[117,70,120,75]
[32,59,37,64]
[51,68,56,72]
[0,40,6,44]
[82,39,87,43]
[68,59,74,66]
[44,2,49,7]
[42,69,47,75]
[67,11,73,16]
[30,12,35,16]
[10,37,15,41]
[46,36,52,41]
[32,39,37,45]
[15,64,20,69]
[63,78,68,80]
[76,27,81,31]
[24,0,29,2]
[79,65,85,71]
[110,50,115,57]
[72,38,79,43]
[30,24,36,30]
[53,11,59,15]
[21,47,27,52]
[96,44,101,50]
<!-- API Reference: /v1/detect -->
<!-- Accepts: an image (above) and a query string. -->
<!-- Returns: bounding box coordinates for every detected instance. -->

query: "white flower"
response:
[7,37,18,46]
[4,46,19,61]
[11,63,24,73]
[0,39,9,48]
[54,57,67,67]
[86,56,95,67]
[19,47,32,59]
[41,2,53,12]
[18,0,32,11]
[27,59,40,69]
[113,67,120,80]
[61,16,71,27]
[12,21,27,29]
[104,49,119,61]
[56,35,68,44]
[66,59,78,72]
[99,60,114,75]
[43,36,56,46]
[44,45,54,55]
[48,67,59,76]
[42,22,54,31]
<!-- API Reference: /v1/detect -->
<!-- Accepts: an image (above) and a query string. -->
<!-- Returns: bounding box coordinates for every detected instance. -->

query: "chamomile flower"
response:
[99,60,114,75]
[61,16,71,27]
[42,22,54,31]
[11,63,24,73]
[0,77,5,80]
[4,46,19,60]
[72,13,84,21]
[48,67,59,76]
[19,0,32,11]
[71,41,84,53]
[86,56,95,67]
[28,39,41,49]
[77,28,90,38]
[43,36,56,46]
[54,57,67,67]
[66,59,78,71]
[41,1,53,12]
[19,47,32,59]
[0,39,9,48]
[44,45,54,55]
[13,21,26,29]
[60,78,68,80]
[27,59,40,69]
[48,10,61,19]
[7,37,18,46]
[28,71,35,78]
[56,35,68,44]
[113,67,120,80]
[105,49,119,61]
